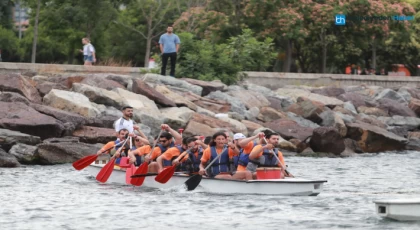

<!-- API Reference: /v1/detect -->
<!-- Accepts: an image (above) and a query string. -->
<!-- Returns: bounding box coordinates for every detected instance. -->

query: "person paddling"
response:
[96,128,130,165]
[199,132,252,180]
[233,132,264,178]
[248,131,289,178]
[156,136,192,173]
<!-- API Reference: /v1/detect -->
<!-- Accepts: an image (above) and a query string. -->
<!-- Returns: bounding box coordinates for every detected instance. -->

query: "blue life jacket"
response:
[114,139,129,164]
[180,147,203,173]
[237,141,258,167]
[155,141,175,163]
[249,145,279,167]
[208,146,230,177]
[162,145,184,167]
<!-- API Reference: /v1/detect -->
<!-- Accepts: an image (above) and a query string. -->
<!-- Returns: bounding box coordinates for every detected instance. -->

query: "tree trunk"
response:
[322,44,327,73]
[18,0,22,39]
[372,39,376,70]
[144,36,152,68]
[283,39,292,72]
[31,0,41,63]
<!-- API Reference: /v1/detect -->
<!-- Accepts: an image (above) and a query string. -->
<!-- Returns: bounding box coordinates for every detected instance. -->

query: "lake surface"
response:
[1,151,420,230]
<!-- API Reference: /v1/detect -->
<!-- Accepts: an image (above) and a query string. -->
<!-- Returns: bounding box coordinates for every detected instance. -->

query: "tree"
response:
[31,0,40,63]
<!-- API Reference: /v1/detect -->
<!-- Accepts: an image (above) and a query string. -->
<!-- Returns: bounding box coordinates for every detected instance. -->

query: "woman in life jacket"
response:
[247,131,287,179]
[199,132,252,180]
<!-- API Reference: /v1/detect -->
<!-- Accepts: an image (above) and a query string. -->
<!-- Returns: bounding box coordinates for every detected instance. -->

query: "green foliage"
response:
[0,25,19,61]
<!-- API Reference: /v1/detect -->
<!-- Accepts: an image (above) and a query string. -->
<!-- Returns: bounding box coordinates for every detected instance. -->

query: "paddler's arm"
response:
[133,126,150,145]
[128,149,138,164]
[156,155,164,173]
[249,144,273,160]
[161,124,182,145]
[195,139,207,149]
[228,142,239,156]
[198,148,210,175]
[238,132,263,148]
[173,150,189,165]
[96,141,115,155]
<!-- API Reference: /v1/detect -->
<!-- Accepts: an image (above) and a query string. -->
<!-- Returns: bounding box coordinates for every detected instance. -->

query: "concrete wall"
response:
[242,72,420,89]
[1,62,420,88]
[0,62,147,77]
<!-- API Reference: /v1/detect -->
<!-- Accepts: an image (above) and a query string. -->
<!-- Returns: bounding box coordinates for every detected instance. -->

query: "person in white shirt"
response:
[114,106,148,145]
[79,37,96,65]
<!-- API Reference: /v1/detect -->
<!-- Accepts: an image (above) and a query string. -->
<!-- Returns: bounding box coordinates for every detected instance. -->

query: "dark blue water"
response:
[1,151,420,230]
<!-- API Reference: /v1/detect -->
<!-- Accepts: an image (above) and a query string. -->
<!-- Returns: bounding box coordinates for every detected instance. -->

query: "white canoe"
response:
[374,199,420,221]
[86,164,327,196]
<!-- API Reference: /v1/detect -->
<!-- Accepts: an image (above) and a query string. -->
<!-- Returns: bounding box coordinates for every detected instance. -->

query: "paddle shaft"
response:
[110,136,131,160]
[262,137,293,177]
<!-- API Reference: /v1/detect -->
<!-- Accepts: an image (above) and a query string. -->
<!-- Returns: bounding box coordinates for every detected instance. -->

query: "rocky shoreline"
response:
[1,72,420,167]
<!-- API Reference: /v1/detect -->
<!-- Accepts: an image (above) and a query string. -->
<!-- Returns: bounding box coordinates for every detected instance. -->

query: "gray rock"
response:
[106,74,133,87]
[245,107,260,121]
[9,143,38,164]
[286,112,320,129]
[228,112,245,121]
[343,101,357,114]
[143,73,203,96]
[397,87,412,102]
[205,91,247,115]
[196,106,216,117]
[335,112,356,124]
[375,89,408,105]
[0,128,41,152]
[138,113,164,137]
[159,107,195,130]
[35,142,101,165]
[319,111,347,136]
[405,137,420,151]
[378,115,420,130]
[43,136,80,143]
[0,148,20,167]
[0,91,30,105]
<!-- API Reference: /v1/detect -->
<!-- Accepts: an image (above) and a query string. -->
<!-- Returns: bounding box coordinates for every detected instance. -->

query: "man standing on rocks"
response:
[114,106,146,141]
[159,24,180,77]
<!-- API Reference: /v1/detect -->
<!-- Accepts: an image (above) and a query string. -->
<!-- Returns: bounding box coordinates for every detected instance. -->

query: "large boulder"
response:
[265,119,313,141]
[180,78,227,96]
[377,98,416,117]
[205,91,247,115]
[405,137,420,151]
[0,91,31,105]
[266,96,285,111]
[257,107,287,123]
[114,87,162,117]
[397,87,412,102]
[377,115,420,130]
[190,113,237,133]
[48,75,85,89]
[182,91,230,113]
[0,128,41,152]
[72,126,117,144]
[320,111,347,137]
[275,88,344,107]
[80,76,125,90]
[356,114,387,129]
[155,85,197,111]
[9,143,38,164]
[287,97,326,124]
[184,120,217,137]
[105,74,133,88]
[405,88,420,100]
[72,83,124,108]
[241,120,263,135]
[43,89,100,117]
[286,112,320,129]
[0,73,42,103]
[409,98,420,117]
[137,113,163,137]
[131,79,176,107]
[374,89,408,105]
[311,87,345,97]
[217,116,248,135]
[143,73,203,95]
[337,92,367,108]
[0,102,65,139]
[309,127,345,155]
[343,101,358,114]
[30,104,87,130]
[0,148,20,167]
[357,106,388,117]
[36,81,67,97]
[346,122,407,153]
[226,90,270,109]
[160,107,195,130]
[35,142,101,165]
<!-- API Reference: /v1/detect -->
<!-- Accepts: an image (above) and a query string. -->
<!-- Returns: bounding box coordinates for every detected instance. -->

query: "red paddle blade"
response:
[96,158,116,183]
[130,162,149,186]
[125,164,136,184]
[72,154,98,170]
[155,166,176,184]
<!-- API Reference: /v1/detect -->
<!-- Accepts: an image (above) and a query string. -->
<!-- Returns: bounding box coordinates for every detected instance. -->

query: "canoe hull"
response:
[86,164,326,196]
[374,199,420,221]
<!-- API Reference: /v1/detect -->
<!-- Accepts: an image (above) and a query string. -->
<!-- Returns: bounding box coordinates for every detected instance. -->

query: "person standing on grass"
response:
[80,37,96,66]
[159,25,180,77]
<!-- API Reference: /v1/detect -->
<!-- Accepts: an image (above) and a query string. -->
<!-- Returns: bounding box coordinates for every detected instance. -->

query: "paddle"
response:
[262,136,294,178]
[124,137,136,184]
[184,145,228,191]
[96,136,130,183]
[154,147,192,184]
[130,129,164,186]
[72,140,126,170]
[131,171,192,178]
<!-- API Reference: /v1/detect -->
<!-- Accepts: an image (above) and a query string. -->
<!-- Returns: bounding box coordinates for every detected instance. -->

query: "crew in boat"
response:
[95,128,130,165]
[248,131,289,179]
[199,131,252,180]
[232,132,264,177]
[156,136,190,173]
[175,137,206,174]
[128,132,150,166]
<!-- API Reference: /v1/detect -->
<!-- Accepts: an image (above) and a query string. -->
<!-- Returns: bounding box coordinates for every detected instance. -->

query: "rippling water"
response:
[1,151,420,230]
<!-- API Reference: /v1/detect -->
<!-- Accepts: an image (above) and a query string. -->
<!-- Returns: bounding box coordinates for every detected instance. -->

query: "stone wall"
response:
[1,62,420,88]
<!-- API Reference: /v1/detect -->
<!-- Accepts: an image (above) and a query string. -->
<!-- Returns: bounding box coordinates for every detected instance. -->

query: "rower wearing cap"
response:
[233,132,264,178]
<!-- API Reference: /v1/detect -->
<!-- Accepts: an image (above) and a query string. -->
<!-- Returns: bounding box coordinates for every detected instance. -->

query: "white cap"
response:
[233,133,246,140]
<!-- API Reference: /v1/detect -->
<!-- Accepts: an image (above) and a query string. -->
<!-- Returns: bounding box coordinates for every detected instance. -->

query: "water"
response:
[1,152,420,230]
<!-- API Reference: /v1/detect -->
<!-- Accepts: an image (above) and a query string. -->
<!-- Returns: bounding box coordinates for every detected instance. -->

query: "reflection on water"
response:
[1,151,420,230]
